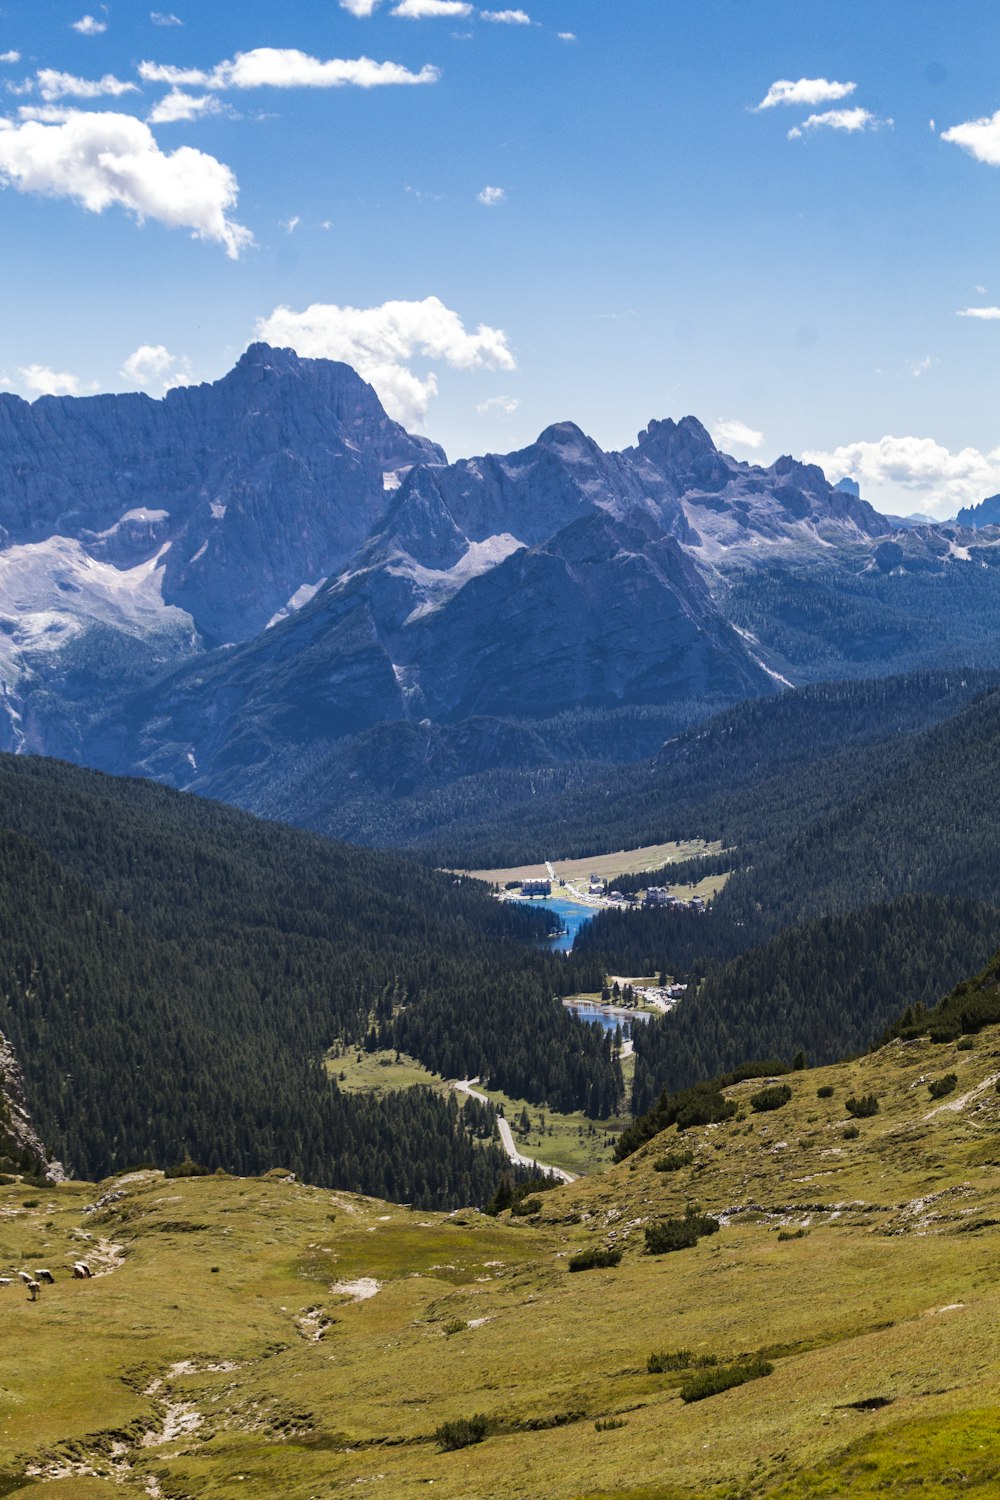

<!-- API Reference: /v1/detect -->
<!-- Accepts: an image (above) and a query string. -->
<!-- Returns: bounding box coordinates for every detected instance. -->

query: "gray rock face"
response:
[0,1030,59,1180]
[6,350,995,829]
[0,344,442,646]
[955,494,1000,530]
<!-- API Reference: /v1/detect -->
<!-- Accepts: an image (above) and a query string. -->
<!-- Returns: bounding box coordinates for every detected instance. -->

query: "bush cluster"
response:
[568,1246,622,1272]
[680,1358,774,1403]
[435,1415,492,1450]
[749,1083,793,1113]
[644,1208,720,1256]
[927,1073,958,1100]
[845,1093,880,1119]
[653,1150,694,1173]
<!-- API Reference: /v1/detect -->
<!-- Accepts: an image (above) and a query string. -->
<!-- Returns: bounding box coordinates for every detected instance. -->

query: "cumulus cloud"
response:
[0,51,21,65]
[958,305,1000,319]
[712,418,764,451]
[19,364,89,396]
[37,69,139,101]
[788,107,887,140]
[121,343,174,384]
[341,0,382,11]
[755,77,855,111]
[254,295,515,426]
[557,32,576,42]
[0,110,252,257]
[477,184,505,204]
[391,0,472,15]
[477,394,519,415]
[150,11,183,23]
[802,434,1000,516]
[941,110,1000,166]
[147,88,224,124]
[139,48,439,90]
[280,214,300,233]
[481,8,532,22]
[71,15,107,35]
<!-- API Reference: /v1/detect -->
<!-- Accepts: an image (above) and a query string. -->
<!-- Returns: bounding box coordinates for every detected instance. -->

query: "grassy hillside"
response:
[3,1024,1000,1497]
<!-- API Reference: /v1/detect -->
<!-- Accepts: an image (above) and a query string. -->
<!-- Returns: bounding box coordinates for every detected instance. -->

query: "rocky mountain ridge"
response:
[2,345,1000,827]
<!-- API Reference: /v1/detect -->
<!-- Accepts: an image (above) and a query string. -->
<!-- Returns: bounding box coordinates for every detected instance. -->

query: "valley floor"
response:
[3,1030,1000,1497]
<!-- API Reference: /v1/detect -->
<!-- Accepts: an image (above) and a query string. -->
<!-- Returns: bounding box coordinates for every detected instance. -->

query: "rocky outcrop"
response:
[0,1031,59,1181]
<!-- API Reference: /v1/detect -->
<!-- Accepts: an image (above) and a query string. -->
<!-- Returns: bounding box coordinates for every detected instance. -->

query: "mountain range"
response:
[3,343,1000,833]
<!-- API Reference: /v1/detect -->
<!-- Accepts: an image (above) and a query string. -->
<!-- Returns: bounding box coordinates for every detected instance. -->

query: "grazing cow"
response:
[17,1271,32,1285]
[35,1269,54,1284]
[25,1279,40,1301]
[72,1262,92,1279]
[0,1277,12,1287]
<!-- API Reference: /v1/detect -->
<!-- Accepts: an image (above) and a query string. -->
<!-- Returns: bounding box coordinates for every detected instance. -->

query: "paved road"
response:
[453,1079,577,1184]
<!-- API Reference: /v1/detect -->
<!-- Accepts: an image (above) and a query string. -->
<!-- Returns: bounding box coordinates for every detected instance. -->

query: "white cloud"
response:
[755,77,855,111]
[139,48,439,91]
[557,32,576,42]
[0,110,252,257]
[712,418,764,451]
[481,8,532,22]
[147,88,224,124]
[71,15,108,35]
[121,343,174,384]
[802,434,1000,516]
[477,394,519,415]
[391,0,473,15]
[910,355,933,377]
[37,69,139,101]
[0,51,21,64]
[16,105,79,123]
[150,11,183,23]
[788,107,887,140]
[341,0,383,11]
[477,183,505,204]
[254,295,515,426]
[280,214,300,233]
[958,305,1000,319]
[19,363,88,396]
[942,110,1000,166]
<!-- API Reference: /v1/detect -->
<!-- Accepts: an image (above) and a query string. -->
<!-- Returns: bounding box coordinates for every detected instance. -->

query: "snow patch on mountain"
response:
[393,533,525,623]
[0,536,195,683]
[267,578,328,629]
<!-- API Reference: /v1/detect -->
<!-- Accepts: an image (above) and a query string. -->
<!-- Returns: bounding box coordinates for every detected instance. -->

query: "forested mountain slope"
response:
[0,754,616,1203]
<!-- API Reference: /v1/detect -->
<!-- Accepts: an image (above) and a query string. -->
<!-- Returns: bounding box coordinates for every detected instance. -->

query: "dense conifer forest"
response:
[0,756,614,1205]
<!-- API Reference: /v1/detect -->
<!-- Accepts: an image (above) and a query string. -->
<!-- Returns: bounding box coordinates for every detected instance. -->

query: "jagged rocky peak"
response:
[630,415,734,492]
[955,493,1000,530]
[218,343,446,468]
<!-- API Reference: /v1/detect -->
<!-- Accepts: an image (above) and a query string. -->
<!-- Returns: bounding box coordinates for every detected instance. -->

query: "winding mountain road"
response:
[453,1079,577,1183]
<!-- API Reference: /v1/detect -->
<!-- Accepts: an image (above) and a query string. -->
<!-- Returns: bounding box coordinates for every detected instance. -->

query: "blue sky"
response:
[4,1,1000,515]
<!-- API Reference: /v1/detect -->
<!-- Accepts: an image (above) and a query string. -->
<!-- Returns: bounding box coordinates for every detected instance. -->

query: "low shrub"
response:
[680,1358,774,1403]
[594,1417,627,1431]
[654,1150,694,1173]
[817,1085,835,1099]
[842,1125,860,1140]
[568,1246,622,1272]
[647,1350,717,1374]
[845,1093,880,1119]
[644,1208,720,1256]
[928,1073,958,1100]
[511,1197,543,1217]
[777,1227,809,1241]
[750,1084,792,1113]
[435,1414,491,1450]
[164,1160,212,1179]
[957,1037,976,1051]
[443,1319,466,1336]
